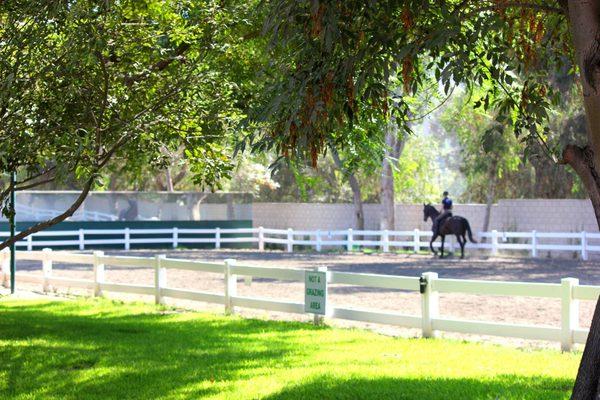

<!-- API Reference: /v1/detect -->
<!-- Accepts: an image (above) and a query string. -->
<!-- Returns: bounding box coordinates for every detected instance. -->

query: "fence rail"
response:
[1,226,598,259]
[2,249,599,351]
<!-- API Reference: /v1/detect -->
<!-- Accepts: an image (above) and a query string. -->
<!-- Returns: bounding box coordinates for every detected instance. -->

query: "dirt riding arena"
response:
[13,249,600,349]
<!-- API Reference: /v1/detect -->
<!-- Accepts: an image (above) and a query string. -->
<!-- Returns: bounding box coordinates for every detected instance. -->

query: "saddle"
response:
[434,211,453,234]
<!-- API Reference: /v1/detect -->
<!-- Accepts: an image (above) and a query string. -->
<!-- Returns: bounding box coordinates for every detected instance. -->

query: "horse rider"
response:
[433,191,453,234]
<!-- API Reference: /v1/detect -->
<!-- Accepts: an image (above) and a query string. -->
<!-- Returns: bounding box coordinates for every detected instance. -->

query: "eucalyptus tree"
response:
[440,93,522,234]
[0,0,252,248]
[257,0,600,227]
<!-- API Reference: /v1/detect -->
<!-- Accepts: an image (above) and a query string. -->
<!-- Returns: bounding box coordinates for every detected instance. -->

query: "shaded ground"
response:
[11,249,599,349]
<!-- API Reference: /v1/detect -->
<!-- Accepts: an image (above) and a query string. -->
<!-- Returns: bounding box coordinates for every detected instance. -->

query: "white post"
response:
[313,266,328,325]
[124,228,130,251]
[420,272,439,338]
[27,235,33,251]
[413,229,420,253]
[286,228,293,253]
[531,230,537,258]
[561,277,579,352]
[215,227,221,249]
[42,248,53,293]
[383,230,390,253]
[1,250,8,288]
[581,231,588,261]
[172,227,179,249]
[78,229,85,251]
[316,230,322,252]
[258,226,265,251]
[491,230,499,256]
[154,254,167,305]
[347,228,353,252]
[93,251,105,297]
[224,258,237,314]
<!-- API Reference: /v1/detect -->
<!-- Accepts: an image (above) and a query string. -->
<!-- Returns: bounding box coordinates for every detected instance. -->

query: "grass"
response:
[0,298,581,399]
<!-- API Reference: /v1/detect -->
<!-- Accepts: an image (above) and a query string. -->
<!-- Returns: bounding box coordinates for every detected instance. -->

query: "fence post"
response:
[93,250,105,297]
[172,227,179,249]
[1,250,8,288]
[124,228,130,251]
[383,230,390,253]
[224,258,237,314]
[561,277,579,352]
[581,231,588,261]
[420,272,439,338]
[258,226,265,251]
[491,230,499,256]
[27,235,33,251]
[78,229,85,251]
[42,248,53,293]
[316,230,322,252]
[286,229,293,253]
[414,229,420,253]
[531,230,537,258]
[313,266,328,325]
[347,228,353,252]
[215,227,221,249]
[154,254,167,305]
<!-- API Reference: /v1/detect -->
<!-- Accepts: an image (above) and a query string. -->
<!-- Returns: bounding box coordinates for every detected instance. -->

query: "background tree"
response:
[0,0,260,247]
[256,0,600,228]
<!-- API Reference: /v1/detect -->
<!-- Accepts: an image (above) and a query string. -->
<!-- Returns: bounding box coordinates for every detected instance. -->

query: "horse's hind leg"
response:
[440,235,445,258]
[456,234,464,259]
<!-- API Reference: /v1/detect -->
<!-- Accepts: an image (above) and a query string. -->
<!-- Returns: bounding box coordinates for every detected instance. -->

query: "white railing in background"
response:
[16,204,119,222]
[0,227,597,259]
[3,249,597,351]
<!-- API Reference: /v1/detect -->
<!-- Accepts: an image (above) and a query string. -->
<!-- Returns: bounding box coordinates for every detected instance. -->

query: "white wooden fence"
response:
[2,227,599,259]
[16,204,119,221]
[3,249,599,351]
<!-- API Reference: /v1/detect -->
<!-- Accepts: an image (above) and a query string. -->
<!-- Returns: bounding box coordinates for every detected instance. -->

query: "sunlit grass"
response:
[0,298,580,399]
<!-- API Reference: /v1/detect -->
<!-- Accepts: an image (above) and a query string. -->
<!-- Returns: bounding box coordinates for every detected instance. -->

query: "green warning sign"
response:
[305,270,327,315]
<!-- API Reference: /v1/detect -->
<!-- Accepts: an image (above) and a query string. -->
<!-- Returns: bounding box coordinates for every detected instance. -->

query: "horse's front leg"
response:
[440,235,445,258]
[430,233,438,255]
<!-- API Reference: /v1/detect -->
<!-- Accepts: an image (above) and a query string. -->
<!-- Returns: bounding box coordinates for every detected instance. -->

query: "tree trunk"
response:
[564,4,600,398]
[380,122,406,230]
[330,148,364,231]
[563,0,600,229]
[165,168,175,192]
[481,160,498,243]
[571,296,600,399]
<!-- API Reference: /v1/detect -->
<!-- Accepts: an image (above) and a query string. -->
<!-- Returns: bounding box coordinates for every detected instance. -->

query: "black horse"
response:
[423,204,477,258]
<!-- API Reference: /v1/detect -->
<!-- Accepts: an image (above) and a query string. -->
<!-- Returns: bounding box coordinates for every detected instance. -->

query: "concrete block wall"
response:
[252,200,598,233]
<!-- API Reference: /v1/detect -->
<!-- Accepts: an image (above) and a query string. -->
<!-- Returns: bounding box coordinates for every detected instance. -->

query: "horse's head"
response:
[423,203,433,222]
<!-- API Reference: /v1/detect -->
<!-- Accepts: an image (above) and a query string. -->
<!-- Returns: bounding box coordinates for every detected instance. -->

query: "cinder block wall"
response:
[253,200,597,233]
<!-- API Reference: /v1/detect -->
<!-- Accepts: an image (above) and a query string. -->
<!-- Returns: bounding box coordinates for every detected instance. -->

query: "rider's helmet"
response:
[443,191,449,197]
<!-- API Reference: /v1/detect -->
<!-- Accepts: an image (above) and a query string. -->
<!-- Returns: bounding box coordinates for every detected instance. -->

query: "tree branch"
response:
[471,1,565,16]
[560,144,600,227]
[123,42,190,85]
[0,175,96,250]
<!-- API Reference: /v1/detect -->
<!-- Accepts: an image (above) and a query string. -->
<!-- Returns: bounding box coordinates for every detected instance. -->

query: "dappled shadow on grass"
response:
[263,375,574,400]
[0,300,576,400]
[0,300,317,399]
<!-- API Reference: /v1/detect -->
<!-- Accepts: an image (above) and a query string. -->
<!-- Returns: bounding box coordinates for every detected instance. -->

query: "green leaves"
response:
[0,0,255,197]
[257,0,573,168]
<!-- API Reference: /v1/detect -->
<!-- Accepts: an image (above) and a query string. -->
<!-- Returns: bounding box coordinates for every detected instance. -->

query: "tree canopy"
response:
[0,0,260,246]
[255,0,600,226]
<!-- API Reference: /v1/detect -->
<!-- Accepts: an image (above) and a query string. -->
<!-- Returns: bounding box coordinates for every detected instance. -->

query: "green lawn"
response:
[0,298,581,399]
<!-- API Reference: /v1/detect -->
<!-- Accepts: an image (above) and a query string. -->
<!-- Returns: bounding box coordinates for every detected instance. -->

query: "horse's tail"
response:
[465,220,477,243]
